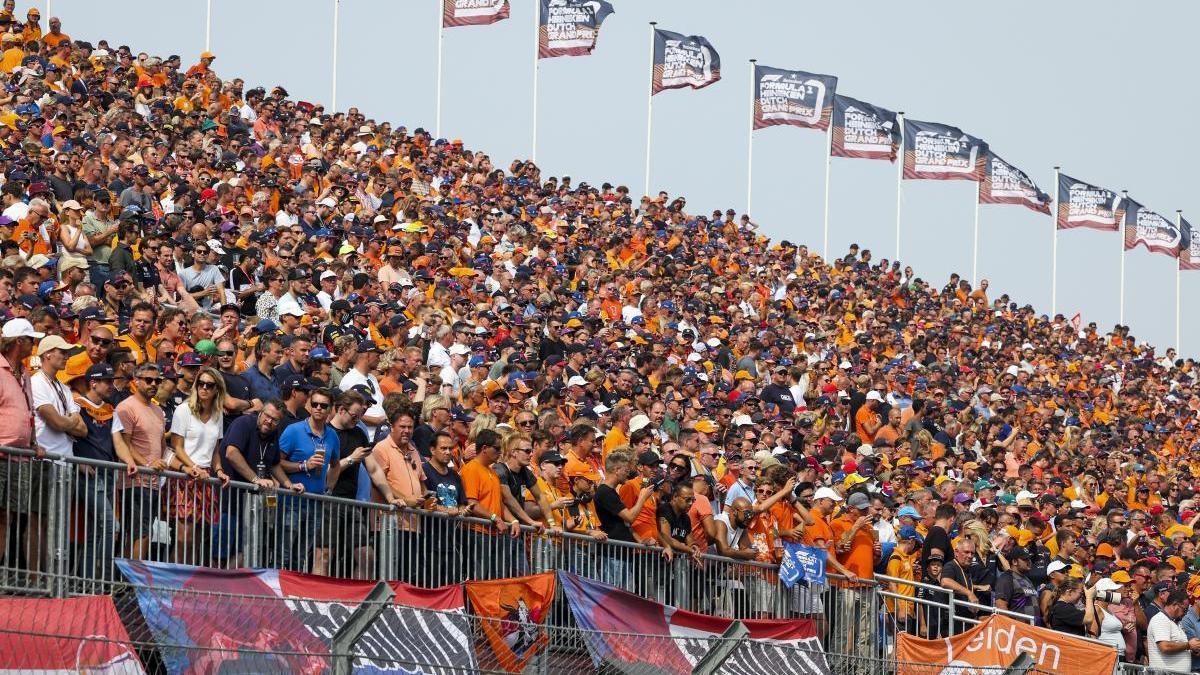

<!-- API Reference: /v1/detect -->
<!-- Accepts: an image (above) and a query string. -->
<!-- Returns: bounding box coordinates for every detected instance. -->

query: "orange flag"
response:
[465,573,555,673]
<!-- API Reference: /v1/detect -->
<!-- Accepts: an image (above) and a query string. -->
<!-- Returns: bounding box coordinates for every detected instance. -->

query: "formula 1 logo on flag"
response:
[538,0,615,58]
[1056,173,1122,231]
[902,119,988,181]
[652,29,721,94]
[1123,199,1182,258]
[980,152,1051,214]
[831,94,900,161]
[752,65,838,130]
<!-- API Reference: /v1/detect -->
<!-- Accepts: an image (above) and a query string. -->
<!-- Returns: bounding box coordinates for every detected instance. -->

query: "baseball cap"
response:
[636,451,661,467]
[1047,560,1069,574]
[813,487,843,502]
[629,414,651,433]
[694,419,717,434]
[36,335,73,356]
[308,346,333,361]
[539,451,568,466]
[357,340,381,353]
[846,492,871,510]
[177,352,204,367]
[897,525,923,542]
[1,318,44,339]
[897,505,921,520]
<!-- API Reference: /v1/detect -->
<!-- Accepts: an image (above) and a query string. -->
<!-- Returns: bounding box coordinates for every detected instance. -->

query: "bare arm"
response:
[36,403,86,437]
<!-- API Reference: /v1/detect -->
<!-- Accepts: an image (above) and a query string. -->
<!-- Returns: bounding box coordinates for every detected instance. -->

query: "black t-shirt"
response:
[921,525,953,565]
[940,559,977,616]
[330,423,369,499]
[760,383,797,415]
[219,414,281,482]
[412,423,436,459]
[1046,600,1085,635]
[229,266,258,315]
[595,484,633,542]
[220,371,253,429]
[658,505,689,543]
[493,462,537,504]
[423,462,465,508]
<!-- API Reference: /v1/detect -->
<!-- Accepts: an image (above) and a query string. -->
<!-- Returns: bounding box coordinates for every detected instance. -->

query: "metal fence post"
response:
[377,510,397,581]
[47,459,70,597]
[692,620,749,675]
[331,581,395,675]
[243,489,264,568]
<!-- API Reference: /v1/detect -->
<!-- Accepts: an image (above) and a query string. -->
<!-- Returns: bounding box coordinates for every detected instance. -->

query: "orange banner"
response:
[465,572,556,673]
[896,614,1117,675]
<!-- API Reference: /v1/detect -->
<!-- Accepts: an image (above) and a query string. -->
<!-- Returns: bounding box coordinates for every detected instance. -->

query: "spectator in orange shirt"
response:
[460,428,526,578]
[856,390,884,443]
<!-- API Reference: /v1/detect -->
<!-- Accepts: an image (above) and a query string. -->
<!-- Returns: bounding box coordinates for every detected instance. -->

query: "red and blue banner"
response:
[1122,199,1182,258]
[558,571,830,675]
[538,0,615,58]
[752,65,838,130]
[652,29,721,95]
[1056,173,1122,232]
[902,119,988,181]
[443,0,510,27]
[831,94,900,161]
[0,595,144,673]
[116,559,474,675]
[980,152,1051,215]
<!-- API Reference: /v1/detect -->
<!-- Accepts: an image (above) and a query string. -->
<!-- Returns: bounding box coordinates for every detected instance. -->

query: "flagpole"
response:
[1051,166,1060,316]
[1177,209,1183,352]
[971,181,981,286]
[331,0,340,112]
[643,21,657,198]
[531,0,540,161]
[894,112,905,262]
[821,103,834,262]
[205,0,212,52]
[1119,189,1128,326]
[746,59,756,217]
[435,0,445,139]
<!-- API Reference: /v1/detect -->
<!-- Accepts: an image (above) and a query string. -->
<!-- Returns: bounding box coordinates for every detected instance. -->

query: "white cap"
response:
[1095,578,1123,592]
[318,197,337,208]
[1047,560,1069,574]
[857,444,874,457]
[592,403,611,415]
[813,487,843,502]
[839,360,852,369]
[319,270,338,281]
[866,390,884,402]
[731,414,754,427]
[449,343,471,356]
[566,376,588,388]
[1015,490,1039,502]
[1,318,45,339]
[629,414,651,433]
[687,352,702,362]
[705,337,721,348]
[279,305,306,317]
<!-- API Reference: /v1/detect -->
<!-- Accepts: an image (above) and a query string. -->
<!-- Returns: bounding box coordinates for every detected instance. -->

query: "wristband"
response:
[489,514,498,523]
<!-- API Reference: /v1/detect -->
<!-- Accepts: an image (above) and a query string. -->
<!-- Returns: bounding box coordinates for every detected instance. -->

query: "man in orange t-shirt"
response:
[619,451,663,545]
[855,391,883,443]
[460,428,524,578]
[831,491,879,581]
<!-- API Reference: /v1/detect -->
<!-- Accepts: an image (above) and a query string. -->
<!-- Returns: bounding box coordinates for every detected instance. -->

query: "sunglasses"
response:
[309,401,330,410]
[517,420,536,427]
[196,380,218,390]
[670,464,689,471]
[139,376,163,385]
[755,488,774,495]
[89,335,114,346]
[218,350,236,357]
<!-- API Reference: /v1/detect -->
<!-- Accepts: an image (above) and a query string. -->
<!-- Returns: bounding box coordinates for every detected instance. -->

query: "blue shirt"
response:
[242,364,281,402]
[278,419,340,495]
[1180,607,1200,672]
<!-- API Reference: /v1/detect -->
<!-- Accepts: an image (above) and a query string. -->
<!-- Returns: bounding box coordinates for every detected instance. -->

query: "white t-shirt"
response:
[168,404,223,468]
[1148,611,1191,673]
[32,371,79,457]
[339,368,385,436]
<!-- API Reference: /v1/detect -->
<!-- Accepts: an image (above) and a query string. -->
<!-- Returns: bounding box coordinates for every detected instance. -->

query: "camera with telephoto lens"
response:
[1097,590,1122,604]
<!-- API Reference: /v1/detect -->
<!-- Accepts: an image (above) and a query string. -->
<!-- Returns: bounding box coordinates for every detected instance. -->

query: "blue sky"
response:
[50,0,1199,353]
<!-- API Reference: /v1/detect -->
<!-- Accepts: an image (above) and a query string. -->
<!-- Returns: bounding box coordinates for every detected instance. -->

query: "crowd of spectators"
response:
[1,5,1200,670]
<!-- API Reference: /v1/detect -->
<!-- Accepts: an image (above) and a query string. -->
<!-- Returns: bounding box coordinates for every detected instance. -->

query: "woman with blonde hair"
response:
[166,366,226,564]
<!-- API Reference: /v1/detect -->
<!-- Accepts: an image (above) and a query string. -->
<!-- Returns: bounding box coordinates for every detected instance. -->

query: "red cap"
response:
[843,462,858,473]
[1150,504,1165,515]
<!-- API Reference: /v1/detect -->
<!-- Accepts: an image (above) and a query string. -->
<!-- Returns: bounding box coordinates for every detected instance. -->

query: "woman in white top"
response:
[1084,581,1129,658]
[56,199,92,264]
[167,367,226,564]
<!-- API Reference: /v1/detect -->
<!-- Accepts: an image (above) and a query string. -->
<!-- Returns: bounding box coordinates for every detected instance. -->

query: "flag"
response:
[465,573,556,673]
[1070,313,1082,331]
[443,0,510,27]
[651,29,721,95]
[1182,217,1200,271]
[538,0,615,58]
[902,119,988,181]
[1056,173,1122,231]
[830,94,900,161]
[779,541,828,589]
[979,152,1051,214]
[1123,199,1183,258]
[558,571,831,675]
[752,65,838,130]
[0,596,144,673]
[116,559,474,675]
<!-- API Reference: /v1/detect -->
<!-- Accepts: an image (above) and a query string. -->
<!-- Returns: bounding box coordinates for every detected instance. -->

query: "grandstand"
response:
[0,3,1193,674]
